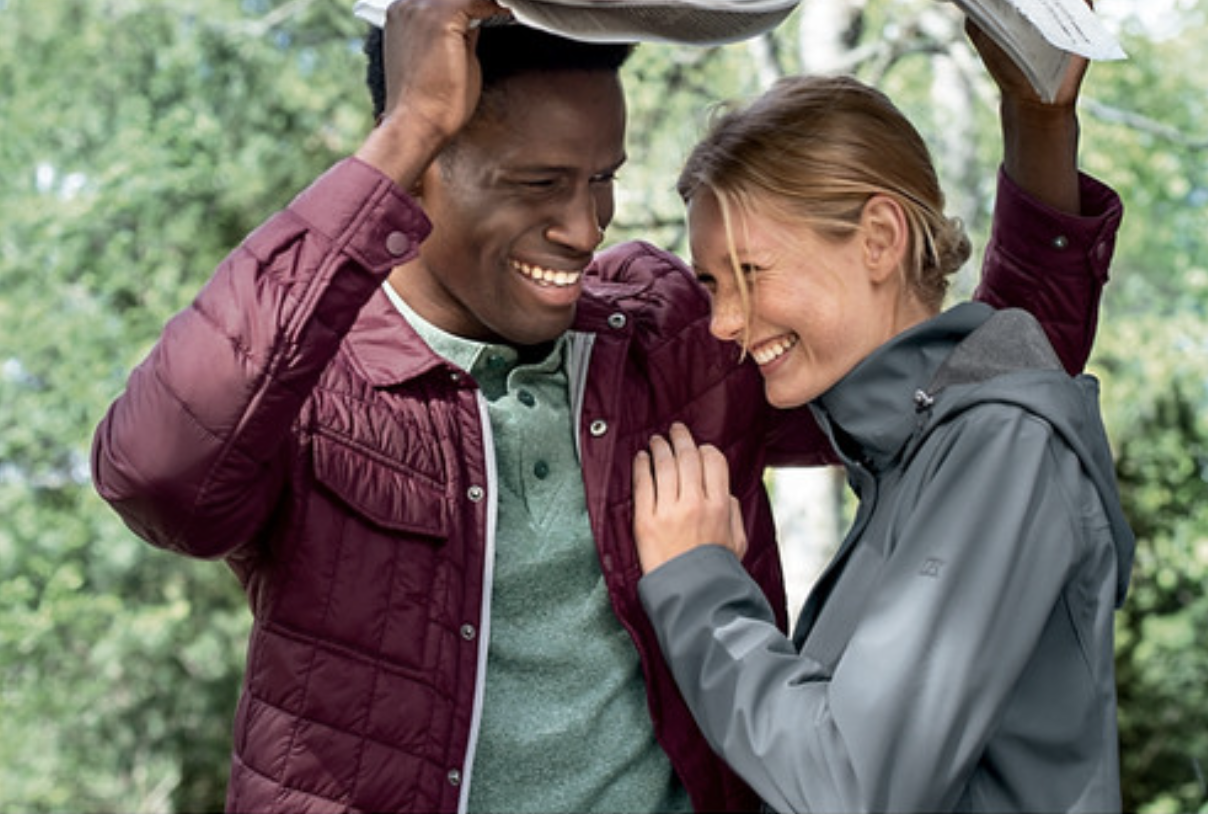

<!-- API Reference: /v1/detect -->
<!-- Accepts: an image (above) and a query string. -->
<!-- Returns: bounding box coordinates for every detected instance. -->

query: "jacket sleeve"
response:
[638,406,1097,813]
[974,169,1123,374]
[91,158,431,559]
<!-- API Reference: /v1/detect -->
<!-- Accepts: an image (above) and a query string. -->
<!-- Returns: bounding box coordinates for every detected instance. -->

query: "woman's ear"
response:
[860,195,909,283]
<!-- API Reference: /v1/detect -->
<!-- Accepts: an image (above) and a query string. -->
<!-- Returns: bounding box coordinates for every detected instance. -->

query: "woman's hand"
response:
[632,422,748,574]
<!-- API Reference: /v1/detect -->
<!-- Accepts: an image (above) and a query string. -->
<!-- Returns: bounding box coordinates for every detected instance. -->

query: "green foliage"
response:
[0,0,367,810]
[1094,303,1208,814]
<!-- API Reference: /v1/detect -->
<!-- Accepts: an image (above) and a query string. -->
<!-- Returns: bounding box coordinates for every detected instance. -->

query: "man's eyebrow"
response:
[506,154,628,175]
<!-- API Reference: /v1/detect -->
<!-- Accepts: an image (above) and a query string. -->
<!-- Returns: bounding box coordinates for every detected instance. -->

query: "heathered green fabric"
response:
[387,287,690,813]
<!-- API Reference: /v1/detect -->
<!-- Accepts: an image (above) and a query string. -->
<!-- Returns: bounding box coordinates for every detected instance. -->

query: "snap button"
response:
[447,769,462,787]
[467,485,485,502]
[589,420,608,437]
[460,624,477,641]
[1052,234,1069,250]
[608,312,627,330]
[517,389,535,407]
[533,460,550,479]
[386,231,410,256]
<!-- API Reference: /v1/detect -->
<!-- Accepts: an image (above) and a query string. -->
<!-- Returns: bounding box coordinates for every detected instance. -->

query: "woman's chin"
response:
[764,381,813,410]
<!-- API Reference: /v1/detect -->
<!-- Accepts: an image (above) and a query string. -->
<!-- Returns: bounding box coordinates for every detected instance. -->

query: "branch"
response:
[1081,99,1208,151]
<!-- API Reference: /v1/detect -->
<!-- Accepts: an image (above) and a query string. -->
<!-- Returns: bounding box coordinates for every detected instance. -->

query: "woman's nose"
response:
[709,290,745,343]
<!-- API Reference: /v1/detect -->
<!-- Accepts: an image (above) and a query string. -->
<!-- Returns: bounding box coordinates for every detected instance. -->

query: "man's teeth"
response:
[513,260,581,288]
[751,335,799,365]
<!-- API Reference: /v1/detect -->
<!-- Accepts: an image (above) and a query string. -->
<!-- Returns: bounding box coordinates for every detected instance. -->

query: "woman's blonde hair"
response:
[678,75,971,342]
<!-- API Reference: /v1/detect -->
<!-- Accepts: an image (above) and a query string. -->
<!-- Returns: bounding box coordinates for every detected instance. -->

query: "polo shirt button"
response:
[533,460,550,479]
[589,420,608,437]
[1052,234,1069,250]
[386,231,410,256]
[608,312,627,329]
[467,485,485,502]
[517,389,535,407]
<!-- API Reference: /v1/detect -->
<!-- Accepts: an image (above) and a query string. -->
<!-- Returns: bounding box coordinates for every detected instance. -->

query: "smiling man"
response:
[90,0,1123,811]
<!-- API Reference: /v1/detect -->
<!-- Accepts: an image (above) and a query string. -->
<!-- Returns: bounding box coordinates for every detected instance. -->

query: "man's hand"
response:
[355,0,508,189]
[965,1,1097,214]
[965,18,1090,110]
[632,423,748,575]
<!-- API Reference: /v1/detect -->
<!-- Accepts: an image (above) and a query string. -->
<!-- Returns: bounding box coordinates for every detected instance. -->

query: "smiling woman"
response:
[632,67,1135,814]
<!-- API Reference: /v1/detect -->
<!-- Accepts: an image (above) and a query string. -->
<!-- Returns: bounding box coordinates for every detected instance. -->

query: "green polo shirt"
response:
[384,285,690,813]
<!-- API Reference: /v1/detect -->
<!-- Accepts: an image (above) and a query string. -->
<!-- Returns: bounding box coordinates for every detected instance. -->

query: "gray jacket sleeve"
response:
[638,407,1103,813]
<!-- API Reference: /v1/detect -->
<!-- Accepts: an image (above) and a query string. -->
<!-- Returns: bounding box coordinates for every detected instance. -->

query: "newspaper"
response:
[352,0,799,45]
[946,0,1127,102]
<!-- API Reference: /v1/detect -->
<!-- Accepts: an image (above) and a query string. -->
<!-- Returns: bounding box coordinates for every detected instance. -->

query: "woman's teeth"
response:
[513,260,581,288]
[751,335,799,365]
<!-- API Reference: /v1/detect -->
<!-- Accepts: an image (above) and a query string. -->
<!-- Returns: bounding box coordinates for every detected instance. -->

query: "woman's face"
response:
[687,189,913,408]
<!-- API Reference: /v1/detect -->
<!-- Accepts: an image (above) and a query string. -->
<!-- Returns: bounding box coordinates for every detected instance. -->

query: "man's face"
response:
[396,69,627,346]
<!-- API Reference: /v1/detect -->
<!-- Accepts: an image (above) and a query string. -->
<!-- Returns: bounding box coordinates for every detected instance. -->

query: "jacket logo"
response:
[919,557,945,578]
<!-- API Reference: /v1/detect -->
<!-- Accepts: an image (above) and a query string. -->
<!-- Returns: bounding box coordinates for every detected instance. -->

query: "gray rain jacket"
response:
[639,302,1135,813]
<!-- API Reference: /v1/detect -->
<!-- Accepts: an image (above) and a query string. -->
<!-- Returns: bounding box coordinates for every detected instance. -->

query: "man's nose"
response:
[546,188,605,252]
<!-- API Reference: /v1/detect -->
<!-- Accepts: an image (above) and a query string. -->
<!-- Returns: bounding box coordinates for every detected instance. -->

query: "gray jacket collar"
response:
[811,302,996,473]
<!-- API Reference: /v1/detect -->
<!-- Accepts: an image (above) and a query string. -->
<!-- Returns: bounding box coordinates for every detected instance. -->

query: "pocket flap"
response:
[312,432,450,540]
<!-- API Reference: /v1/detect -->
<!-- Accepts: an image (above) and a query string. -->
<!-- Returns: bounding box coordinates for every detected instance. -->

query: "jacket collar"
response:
[342,286,448,387]
[342,279,645,389]
[810,302,993,473]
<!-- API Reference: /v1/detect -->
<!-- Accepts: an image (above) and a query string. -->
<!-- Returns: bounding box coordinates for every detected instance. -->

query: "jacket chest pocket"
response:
[311,431,450,543]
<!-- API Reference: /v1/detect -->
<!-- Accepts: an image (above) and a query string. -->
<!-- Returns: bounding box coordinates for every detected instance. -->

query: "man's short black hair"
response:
[363,23,635,120]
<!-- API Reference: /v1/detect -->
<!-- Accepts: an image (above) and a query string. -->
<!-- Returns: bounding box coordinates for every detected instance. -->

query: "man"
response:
[91,0,1122,810]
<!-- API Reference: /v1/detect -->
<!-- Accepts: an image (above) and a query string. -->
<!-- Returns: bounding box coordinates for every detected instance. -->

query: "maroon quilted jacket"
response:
[92,158,1121,812]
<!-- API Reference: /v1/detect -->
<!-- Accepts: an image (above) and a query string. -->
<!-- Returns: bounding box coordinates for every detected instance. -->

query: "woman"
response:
[631,71,1134,812]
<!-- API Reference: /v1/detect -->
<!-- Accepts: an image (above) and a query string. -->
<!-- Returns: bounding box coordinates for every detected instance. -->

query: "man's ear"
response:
[860,195,909,283]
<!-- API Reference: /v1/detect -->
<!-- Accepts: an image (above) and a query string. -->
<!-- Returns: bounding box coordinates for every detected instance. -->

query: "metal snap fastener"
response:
[385,231,410,256]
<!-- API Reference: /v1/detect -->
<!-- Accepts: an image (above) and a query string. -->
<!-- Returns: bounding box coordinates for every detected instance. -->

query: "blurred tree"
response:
[0,0,368,810]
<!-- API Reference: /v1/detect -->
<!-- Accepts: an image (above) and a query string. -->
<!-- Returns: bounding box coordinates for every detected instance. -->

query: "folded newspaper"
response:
[353,0,799,45]
[945,0,1127,102]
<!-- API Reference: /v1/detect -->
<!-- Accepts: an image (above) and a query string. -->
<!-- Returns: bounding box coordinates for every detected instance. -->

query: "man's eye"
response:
[591,171,618,185]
